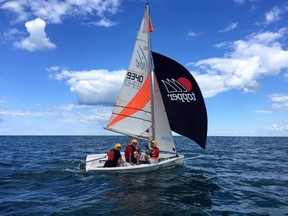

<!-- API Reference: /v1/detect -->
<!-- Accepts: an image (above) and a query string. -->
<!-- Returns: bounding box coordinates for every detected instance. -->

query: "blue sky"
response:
[0,0,288,136]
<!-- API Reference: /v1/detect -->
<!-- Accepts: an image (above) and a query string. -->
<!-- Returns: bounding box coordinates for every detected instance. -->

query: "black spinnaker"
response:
[152,52,208,149]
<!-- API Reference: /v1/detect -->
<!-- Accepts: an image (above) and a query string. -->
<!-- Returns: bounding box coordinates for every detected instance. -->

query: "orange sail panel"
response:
[107,74,151,127]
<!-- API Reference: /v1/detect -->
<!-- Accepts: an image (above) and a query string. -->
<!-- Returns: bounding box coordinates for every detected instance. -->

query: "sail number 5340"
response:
[126,72,143,83]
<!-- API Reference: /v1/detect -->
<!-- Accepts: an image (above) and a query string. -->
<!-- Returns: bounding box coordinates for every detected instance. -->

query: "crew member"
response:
[104,143,124,167]
[124,139,141,165]
[145,140,159,164]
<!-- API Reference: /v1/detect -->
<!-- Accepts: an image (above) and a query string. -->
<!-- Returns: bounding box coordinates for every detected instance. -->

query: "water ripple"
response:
[0,136,288,215]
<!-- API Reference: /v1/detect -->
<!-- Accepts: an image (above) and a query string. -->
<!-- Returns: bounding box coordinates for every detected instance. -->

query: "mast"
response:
[146,3,155,141]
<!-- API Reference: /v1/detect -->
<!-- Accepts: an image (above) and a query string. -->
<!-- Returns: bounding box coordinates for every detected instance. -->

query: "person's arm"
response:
[136,144,141,153]
[119,157,124,166]
[129,152,132,164]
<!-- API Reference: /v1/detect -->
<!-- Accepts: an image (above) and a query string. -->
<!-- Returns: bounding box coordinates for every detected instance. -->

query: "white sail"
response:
[106,6,152,139]
[153,73,176,153]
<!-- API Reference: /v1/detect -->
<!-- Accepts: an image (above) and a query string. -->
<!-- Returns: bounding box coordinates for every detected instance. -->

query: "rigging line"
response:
[104,127,150,141]
[111,112,151,122]
[138,125,152,138]
[128,69,146,74]
[136,38,149,43]
[114,105,151,114]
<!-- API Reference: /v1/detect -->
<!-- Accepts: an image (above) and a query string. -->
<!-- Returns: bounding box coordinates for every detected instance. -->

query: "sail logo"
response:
[135,45,148,73]
[161,77,196,102]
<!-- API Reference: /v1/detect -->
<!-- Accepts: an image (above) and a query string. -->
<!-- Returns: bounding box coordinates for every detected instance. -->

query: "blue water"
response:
[0,136,287,216]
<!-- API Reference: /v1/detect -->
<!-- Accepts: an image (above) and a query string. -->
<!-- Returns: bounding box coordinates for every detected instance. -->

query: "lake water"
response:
[0,136,287,215]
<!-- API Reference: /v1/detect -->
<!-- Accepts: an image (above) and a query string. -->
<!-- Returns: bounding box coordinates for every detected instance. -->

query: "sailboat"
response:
[81,3,207,173]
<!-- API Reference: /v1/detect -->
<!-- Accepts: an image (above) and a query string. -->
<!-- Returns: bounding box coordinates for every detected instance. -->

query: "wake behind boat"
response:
[80,3,207,173]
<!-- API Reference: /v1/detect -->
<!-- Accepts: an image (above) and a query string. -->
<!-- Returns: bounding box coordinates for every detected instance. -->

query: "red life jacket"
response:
[150,147,160,159]
[107,149,115,161]
[124,145,135,160]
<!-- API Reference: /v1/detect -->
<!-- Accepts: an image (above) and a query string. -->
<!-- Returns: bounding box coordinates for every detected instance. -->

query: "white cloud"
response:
[269,93,288,110]
[49,67,125,105]
[253,110,272,114]
[249,29,285,44]
[2,28,22,42]
[0,108,49,118]
[213,41,231,49]
[265,6,281,24]
[1,0,122,50]
[253,93,288,114]
[88,18,117,27]
[0,0,28,22]
[219,22,238,33]
[0,98,6,104]
[14,18,56,51]
[53,104,112,124]
[0,0,121,24]
[254,93,288,115]
[0,104,113,135]
[185,31,202,40]
[268,122,288,133]
[189,28,288,97]
[265,5,288,25]
[234,0,245,4]
[234,0,258,4]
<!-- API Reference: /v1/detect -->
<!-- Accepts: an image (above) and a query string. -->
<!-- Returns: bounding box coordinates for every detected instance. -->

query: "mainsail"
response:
[152,52,208,149]
[106,4,152,140]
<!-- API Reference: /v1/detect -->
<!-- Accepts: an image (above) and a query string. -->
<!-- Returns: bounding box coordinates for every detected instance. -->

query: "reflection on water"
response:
[101,167,220,215]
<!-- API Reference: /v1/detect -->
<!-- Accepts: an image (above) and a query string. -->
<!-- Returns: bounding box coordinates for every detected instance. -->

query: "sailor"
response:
[103,143,124,167]
[124,139,141,165]
[145,140,160,164]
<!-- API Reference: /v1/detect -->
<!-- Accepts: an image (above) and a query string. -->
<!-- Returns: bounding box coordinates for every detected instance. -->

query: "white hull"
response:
[84,153,184,173]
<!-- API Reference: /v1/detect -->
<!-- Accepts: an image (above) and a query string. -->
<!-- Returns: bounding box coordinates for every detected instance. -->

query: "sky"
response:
[0,0,288,137]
